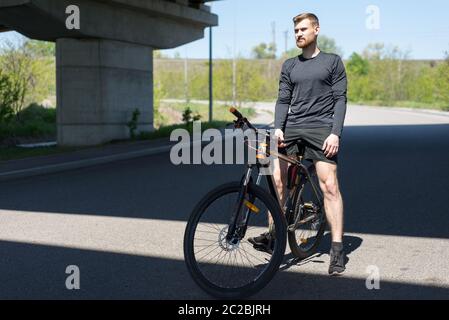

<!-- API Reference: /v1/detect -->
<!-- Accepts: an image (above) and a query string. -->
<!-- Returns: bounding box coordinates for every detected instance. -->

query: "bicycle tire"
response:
[184,181,287,299]
[287,169,327,260]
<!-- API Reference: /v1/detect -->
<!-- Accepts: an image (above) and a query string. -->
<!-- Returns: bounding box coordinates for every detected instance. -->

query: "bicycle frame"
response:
[226,117,325,242]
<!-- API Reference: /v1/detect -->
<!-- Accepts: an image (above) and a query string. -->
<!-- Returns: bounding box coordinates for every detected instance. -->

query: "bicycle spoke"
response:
[239,243,261,269]
[197,223,222,232]
[194,241,218,256]
[196,230,220,235]
[240,241,271,263]
[193,238,217,242]
[196,244,222,262]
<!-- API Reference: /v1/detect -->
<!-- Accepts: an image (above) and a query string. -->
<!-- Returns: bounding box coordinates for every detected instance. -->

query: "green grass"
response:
[1,121,231,161]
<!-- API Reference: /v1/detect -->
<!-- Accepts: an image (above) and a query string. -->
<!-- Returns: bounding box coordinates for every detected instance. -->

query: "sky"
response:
[1,0,448,60]
[166,0,449,60]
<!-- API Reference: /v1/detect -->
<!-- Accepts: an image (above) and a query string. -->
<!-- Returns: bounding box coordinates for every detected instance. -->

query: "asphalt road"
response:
[0,105,448,299]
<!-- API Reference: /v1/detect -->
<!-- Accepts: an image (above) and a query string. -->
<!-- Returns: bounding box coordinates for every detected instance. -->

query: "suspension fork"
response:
[226,165,254,242]
[237,170,263,230]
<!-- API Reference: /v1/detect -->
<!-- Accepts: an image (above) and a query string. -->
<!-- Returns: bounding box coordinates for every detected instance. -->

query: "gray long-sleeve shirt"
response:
[274,52,347,137]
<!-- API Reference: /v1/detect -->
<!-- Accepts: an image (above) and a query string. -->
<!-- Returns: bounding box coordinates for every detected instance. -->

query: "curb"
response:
[0,144,173,182]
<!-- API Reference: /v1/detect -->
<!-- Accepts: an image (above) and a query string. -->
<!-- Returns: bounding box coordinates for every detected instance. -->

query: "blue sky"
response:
[1,0,448,60]
[167,0,449,60]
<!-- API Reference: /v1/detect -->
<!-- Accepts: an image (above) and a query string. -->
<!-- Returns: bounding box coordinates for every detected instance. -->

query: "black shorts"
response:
[284,126,338,165]
[278,146,287,155]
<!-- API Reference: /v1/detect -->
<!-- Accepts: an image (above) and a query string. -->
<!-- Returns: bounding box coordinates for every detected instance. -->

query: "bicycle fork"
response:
[225,165,255,243]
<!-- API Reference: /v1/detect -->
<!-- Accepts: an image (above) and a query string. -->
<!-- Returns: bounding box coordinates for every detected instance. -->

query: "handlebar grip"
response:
[229,107,243,119]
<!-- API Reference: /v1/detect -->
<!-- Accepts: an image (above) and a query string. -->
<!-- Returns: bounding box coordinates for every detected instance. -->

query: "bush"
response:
[17,103,56,123]
[182,106,201,125]
[0,103,56,144]
[0,70,17,122]
[126,108,140,139]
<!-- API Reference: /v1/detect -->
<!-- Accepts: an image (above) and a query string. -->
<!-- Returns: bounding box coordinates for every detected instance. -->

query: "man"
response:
[249,13,348,275]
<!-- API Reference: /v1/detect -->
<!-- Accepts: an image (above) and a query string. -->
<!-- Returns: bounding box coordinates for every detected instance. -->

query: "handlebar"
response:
[229,107,243,120]
[229,107,258,131]
[228,107,300,165]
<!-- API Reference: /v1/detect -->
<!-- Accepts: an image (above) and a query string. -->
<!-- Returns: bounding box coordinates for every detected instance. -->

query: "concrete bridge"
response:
[0,0,218,146]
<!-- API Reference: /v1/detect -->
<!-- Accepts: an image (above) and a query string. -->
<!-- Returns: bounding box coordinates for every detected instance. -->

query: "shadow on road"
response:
[0,239,446,299]
[0,124,448,241]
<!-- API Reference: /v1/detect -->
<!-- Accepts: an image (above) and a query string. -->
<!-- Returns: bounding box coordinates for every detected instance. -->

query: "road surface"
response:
[0,105,448,299]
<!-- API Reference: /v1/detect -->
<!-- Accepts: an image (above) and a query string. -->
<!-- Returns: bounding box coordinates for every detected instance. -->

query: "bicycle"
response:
[183,107,327,299]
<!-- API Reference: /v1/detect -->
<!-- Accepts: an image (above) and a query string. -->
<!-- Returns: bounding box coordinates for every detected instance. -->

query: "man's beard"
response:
[297,37,313,49]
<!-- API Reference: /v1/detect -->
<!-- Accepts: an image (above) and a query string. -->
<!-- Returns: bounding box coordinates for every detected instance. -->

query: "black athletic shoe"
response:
[328,248,346,275]
[248,232,275,254]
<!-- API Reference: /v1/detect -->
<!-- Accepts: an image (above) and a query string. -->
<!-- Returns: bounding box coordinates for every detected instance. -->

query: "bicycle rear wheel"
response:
[184,181,286,299]
[287,167,327,259]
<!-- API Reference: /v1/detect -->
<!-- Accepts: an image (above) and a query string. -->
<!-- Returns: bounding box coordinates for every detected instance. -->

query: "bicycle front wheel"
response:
[184,181,286,299]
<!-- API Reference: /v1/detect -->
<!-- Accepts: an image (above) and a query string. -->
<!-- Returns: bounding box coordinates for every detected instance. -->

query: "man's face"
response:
[294,18,319,49]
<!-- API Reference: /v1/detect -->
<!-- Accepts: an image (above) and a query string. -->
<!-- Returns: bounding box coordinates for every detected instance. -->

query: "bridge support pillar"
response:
[57,38,153,146]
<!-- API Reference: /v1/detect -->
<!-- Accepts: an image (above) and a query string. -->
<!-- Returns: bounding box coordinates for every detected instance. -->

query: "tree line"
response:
[155,44,449,111]
[1,38,448,127]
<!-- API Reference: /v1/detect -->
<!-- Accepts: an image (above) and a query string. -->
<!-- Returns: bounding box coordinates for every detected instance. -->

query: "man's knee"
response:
[321,179,340,199]
[315,161,340,199]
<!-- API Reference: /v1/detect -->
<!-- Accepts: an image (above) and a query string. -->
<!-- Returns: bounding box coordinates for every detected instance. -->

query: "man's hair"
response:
[292,13,320,27]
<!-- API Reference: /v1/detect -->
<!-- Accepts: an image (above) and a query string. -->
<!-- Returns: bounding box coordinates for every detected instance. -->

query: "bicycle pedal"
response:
[303,202,315,209]
[298,213,318,225]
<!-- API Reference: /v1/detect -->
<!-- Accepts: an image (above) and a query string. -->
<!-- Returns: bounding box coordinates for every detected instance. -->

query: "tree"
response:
[0,39,56,118]
[153,50,167,59]
[24,40,55,58]
[281,47,301,60]
[362,43,385,60]
[251,42,277,59]
[346,53,369,76]
[317,35,343,56]
[435,52,449,108]
[0,70,16,121]
[0,41,32,116]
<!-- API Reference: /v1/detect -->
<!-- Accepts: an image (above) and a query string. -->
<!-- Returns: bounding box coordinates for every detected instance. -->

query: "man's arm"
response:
[322,55,347,158]
[274,60,294,130]
[330,55,347,137]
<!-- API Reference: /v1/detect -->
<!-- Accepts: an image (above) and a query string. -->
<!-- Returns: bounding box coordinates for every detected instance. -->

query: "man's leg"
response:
[272,157,288,208]
[248,157,288,253]
[314,160,345,274]
[314,160,343,241]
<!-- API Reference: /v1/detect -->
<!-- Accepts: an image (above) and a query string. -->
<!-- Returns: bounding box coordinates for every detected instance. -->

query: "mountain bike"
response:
[183,107,327,299]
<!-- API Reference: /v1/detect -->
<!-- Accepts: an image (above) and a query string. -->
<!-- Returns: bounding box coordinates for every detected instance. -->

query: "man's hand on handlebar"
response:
[274,129,286,148]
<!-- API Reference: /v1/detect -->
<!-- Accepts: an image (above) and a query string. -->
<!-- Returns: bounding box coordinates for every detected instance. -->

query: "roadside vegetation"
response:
[1,37,448,160]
